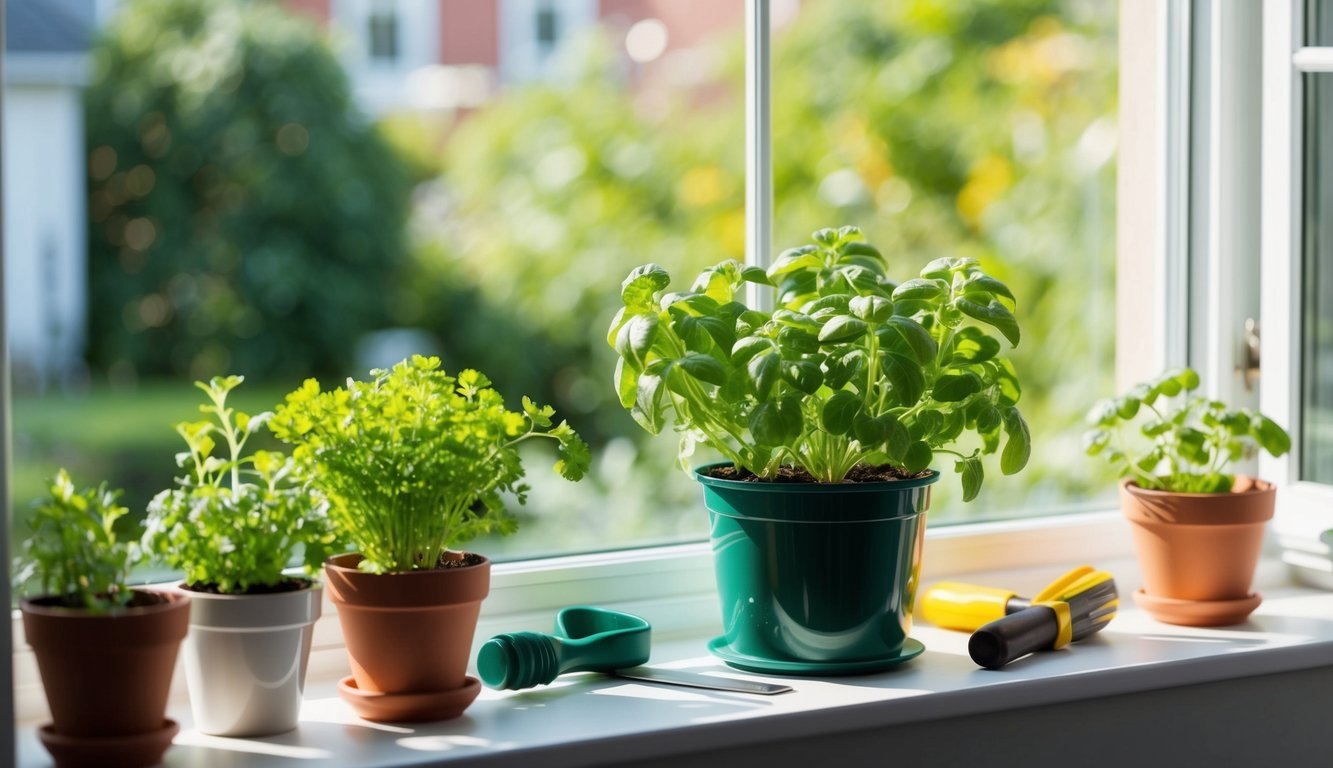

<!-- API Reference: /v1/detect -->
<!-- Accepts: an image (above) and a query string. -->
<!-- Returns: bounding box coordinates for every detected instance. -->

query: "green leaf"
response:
[677,353,726,386]
[1140,419,1170,438]
[887,317,937,364]
[1175,368,1201,390]
[614,312,659,368]
[750,396,802,446]
[1253,415,1292,457]
[882,353,926,406]
[994,359,1022,406]
[975,404,1002,433]
[904,441,933,473]
[852,412,886,445]
[773,309,822,333]
[947,326,1001,364]
[631,373,665,433]
[777,326,821,354]
[850,295,894,323]
[956,456,984,502]
[748,352,781,398]
[823,349,865,389]
[891,278,948,303]
[1082,429,1110,456]
[1116,396,1141,419]
[1086,399,1119,426]
[822,391,862,434]
[767,247,824,279]
[932,372,983,402]
[731,336,772,365]
[781,360,824,394]
[955,297,1021,346]
[880,415,911,461]
[818,315,869,344]
[621,264,671,310]
[842,240,885,265]
[963,275,1015,303]
[1001,408,1031,475]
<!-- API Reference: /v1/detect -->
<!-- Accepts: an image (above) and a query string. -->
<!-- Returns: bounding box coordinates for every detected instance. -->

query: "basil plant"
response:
[608,226,1030,500]
[1084,367,1291,494]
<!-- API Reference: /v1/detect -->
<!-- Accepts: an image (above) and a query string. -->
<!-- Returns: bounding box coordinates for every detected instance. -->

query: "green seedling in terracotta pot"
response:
[270,354,589,721]
[142,375,337,737]
[1084,367,1291,626]
[15,471,189,768]
[608,225,1030,673]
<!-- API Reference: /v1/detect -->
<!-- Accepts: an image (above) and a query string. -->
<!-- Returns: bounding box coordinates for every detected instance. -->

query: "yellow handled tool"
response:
[921,566,1119,669]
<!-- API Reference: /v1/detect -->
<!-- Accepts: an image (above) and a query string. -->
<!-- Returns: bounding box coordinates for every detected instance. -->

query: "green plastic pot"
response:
[695,463,937,674]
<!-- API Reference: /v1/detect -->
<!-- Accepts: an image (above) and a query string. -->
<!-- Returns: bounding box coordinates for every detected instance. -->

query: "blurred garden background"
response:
[6,0,1119,559]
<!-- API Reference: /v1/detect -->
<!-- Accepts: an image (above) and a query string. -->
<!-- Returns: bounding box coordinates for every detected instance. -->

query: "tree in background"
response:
[84,0,410,382]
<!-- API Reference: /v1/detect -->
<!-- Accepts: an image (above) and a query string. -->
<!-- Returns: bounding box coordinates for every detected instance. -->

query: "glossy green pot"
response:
[695,463,937,674]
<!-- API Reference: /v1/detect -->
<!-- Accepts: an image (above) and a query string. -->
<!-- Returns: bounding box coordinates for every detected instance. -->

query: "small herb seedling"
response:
[271,355,590,574]
[14,470,137,613]
[608,226,1029,499]
[143,376,338,593]
[1083,367,1291,493]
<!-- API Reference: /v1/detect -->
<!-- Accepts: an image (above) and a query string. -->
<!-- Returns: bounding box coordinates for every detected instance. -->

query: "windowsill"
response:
[16,555,1333,767]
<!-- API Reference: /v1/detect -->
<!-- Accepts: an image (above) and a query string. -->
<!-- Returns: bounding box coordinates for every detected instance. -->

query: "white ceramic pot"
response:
[181,582,322,736]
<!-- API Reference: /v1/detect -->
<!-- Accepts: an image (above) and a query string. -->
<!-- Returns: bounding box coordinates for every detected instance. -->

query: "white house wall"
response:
[3,84,88,391]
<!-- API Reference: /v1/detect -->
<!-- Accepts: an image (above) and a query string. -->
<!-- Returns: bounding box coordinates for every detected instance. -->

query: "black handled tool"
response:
[967,568,1118,670]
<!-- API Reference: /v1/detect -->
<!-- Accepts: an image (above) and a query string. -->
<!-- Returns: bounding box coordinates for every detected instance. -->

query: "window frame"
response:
[1260,0,1333,584]
[5,0,1207,730]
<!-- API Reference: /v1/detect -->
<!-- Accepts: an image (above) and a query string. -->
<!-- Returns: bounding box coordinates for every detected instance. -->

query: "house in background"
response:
[286,0,747,114]
[3,0,94,392]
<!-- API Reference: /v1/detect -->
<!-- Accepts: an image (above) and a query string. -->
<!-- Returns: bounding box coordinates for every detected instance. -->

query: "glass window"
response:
[5,0,1120,567]
[1301,1,1333,484]
[367,0,400,63]
[769,0,1120,518]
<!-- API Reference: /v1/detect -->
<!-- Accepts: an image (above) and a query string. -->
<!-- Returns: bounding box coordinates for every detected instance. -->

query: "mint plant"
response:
[14,471,137,612]
[270,355,590,574]
[142,376,337,593]
[608,226,1029,500]
[1084,367,1291,493]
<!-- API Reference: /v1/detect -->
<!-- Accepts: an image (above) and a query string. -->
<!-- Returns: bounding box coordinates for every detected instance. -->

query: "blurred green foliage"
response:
[83,0,411,381]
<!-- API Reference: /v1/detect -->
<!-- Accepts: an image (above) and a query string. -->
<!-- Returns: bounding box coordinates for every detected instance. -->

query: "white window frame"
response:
[1260,0,1333,584]
[6,0,1231,728]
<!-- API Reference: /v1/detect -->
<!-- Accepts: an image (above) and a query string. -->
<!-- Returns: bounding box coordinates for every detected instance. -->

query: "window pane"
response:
[770,0,1119,519]
[1300,2,1333,482]
[5,0,1119,569]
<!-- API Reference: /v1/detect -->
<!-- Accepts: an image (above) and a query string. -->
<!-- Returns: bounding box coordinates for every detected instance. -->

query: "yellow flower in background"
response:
[956,154,1013,227]
[678,165,728,208]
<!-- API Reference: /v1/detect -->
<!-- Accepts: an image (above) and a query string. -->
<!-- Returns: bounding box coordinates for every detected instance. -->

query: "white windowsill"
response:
[15,553,1333,767]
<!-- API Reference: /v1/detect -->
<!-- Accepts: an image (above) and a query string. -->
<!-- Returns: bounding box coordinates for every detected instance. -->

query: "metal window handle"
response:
[1238,318,1261,392]
[1294,47,1333,72]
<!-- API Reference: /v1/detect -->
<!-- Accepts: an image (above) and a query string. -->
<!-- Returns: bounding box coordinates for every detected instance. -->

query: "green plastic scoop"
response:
[478,606,652,690]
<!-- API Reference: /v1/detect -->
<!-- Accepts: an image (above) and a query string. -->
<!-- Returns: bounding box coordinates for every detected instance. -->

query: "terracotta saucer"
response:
[338,675,481,722]
[1133,588,1263,627]
[38,718,179,768]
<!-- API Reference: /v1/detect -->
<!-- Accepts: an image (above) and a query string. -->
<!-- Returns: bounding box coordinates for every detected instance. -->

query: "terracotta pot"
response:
[1120,477,1275,625]
[180,581,322,736]
[324,553,489,721]
[22,589,190,768]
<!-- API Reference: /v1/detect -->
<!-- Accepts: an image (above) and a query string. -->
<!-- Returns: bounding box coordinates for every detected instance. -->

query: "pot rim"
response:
[693,461,939,494]
[324,551,491,576]
[1120,476,1275,500]
[19,588,188,618]
[177,577,321,598]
